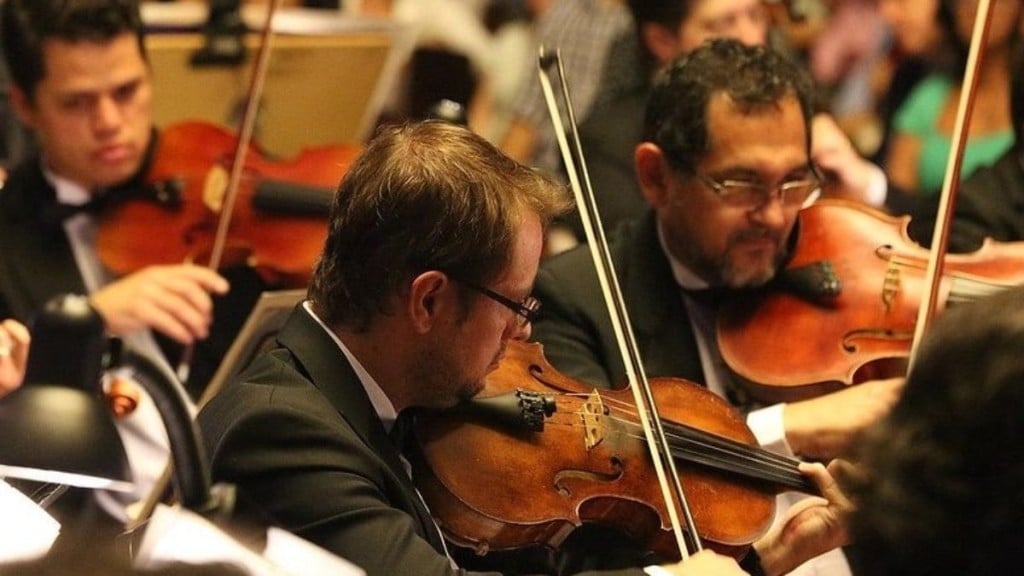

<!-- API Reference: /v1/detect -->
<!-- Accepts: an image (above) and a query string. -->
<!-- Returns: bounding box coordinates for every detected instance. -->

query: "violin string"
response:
[594,395,786,462]
[549,393,811,491]
[609,422,809,491]
[890,256,1012,302]
[601,404,799,471]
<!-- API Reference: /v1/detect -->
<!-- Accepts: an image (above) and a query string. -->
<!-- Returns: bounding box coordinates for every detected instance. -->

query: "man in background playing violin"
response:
[199,120,850,576]
[568,0,888,245]
[530,39,903,576]
[0,0,264,521]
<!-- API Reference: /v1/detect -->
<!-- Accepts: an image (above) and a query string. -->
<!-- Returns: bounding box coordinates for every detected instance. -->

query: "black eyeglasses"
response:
[693,167,822,209]
[458,281,542,328]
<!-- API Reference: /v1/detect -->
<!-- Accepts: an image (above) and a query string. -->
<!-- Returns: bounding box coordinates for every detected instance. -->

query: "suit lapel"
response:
[621,213,706,384]
[275,306,448,552]
[0,161,87,321]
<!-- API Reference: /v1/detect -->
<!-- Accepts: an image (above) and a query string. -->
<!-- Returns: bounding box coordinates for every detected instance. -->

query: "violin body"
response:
[412,340,790,561]
[718,199,1024,402]
[96,121,361,287]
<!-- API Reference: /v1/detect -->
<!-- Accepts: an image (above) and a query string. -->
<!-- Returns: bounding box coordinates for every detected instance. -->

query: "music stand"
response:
[198,289,305,409]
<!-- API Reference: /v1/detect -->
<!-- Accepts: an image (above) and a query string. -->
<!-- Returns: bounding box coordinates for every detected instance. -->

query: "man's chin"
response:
[724,258,777,288]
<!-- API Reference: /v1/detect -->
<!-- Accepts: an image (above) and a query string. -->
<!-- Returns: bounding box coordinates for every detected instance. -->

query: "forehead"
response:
[688,0,763,20]
[701,92,809,170]
[677,0,769,50]
[37,33,146,94]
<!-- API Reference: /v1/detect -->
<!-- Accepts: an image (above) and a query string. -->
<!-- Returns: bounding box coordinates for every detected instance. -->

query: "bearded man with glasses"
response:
[530,39,902,576]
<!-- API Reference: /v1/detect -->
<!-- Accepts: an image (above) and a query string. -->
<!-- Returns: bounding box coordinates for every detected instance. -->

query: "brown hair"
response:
[308,121,570,330]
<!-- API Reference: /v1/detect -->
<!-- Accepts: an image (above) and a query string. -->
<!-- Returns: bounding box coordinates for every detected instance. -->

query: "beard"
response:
[409,335,491,410]
[693,226,789,289]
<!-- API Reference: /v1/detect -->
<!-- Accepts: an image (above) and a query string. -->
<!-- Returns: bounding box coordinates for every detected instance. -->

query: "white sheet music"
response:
[0,479,61,563]
[135,504,363,576]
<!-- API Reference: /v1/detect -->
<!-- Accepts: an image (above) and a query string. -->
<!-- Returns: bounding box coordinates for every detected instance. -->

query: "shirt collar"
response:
[42,162,92,207]
[301,301,400,433]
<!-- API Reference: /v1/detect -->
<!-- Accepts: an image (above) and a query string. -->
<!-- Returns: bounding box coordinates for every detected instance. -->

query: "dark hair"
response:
[936,0,1021,75]
[643,38,815,175]
[845,286,1024,575]
[1,0,145,101]
[308,121,570,330]
[1012,42,1024,148]
[626,0,696,78]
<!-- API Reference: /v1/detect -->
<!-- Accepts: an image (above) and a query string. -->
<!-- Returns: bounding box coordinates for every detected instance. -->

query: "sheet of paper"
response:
[0,479,61,563]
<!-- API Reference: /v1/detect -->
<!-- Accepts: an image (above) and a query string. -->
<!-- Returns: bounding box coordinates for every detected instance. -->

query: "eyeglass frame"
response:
[690,165,823,209]
[455,280,542,327]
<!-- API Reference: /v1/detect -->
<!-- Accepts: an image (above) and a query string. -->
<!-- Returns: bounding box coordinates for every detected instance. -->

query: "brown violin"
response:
[717,199,1024,403]
[96,121,360,288]
[412,340,816,560]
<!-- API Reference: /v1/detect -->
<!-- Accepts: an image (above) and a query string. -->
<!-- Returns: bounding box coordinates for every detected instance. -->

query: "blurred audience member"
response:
[567,0,884,249]
[885,0,1020,198]
[872,0,943,167]
[499,0,632,176]
[941,42,1024,251]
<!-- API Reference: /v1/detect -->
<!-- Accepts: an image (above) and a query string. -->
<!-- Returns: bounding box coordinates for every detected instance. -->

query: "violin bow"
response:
[173,0,283,384]
[131,0,284,529]
[537,49,701,558]
[908,0,994,367]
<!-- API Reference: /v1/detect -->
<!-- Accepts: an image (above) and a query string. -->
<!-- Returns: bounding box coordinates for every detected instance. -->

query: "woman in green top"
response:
[886,0,1020,197]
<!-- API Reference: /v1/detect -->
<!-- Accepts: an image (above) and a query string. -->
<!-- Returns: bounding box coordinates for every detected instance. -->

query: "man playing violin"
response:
[199,120,850,576]
[0,0,264,521]
[569,0,888,244]
[530,38,903,576]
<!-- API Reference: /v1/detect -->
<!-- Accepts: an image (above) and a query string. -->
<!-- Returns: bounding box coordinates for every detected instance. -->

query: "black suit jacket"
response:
[0,158,86,322]
[532,211,704,389]
[199,305,647,576]
[948,147,1024,252]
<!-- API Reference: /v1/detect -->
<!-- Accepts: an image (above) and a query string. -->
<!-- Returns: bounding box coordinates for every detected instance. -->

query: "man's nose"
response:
[92,96,122,132]
[749,192,788,228]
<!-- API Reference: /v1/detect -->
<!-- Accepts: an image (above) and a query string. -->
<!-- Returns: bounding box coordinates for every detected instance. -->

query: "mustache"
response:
[731,226,783,245]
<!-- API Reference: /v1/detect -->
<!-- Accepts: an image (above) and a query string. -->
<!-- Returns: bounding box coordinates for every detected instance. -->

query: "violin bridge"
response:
[203,165,229,214]
[579,391,606,450]
[882,262,900,313]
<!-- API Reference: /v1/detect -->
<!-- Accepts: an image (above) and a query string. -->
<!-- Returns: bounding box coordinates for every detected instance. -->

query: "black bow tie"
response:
[681,286,729,309]
[43,192,116,226]
[389,410,414,450]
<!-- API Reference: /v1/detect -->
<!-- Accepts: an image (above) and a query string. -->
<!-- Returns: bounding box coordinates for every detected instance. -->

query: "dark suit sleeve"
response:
[531,252,619,390]
[948,150,1024,253]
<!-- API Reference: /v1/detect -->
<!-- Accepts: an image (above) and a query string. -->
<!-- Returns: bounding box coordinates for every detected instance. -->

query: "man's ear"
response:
[407,271,451,334]
[8,85,36,129]
[640,22,679,69]
[635,142,673,208]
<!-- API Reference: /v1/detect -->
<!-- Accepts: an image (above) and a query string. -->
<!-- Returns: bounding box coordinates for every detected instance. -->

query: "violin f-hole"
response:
[553,457,625,498]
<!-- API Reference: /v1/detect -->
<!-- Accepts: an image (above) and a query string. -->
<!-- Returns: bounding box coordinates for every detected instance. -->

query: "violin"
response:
[96,121,360,288]
[717,199,1024,403]
[412,340,815,560]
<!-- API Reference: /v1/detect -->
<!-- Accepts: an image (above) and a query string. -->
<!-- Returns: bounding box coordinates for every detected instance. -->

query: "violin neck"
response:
[660,420,816,495]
